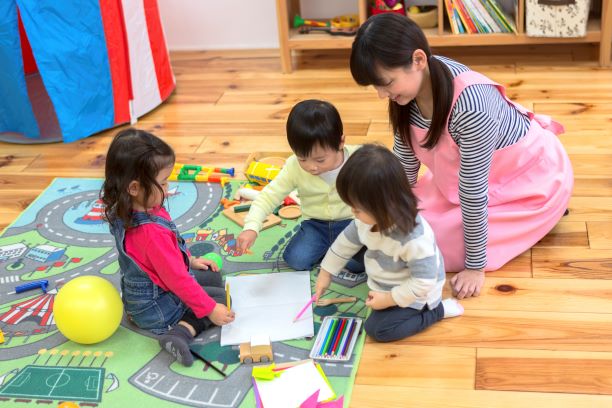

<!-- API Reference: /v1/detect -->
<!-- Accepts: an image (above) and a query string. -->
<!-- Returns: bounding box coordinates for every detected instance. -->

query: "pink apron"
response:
[409,71,573,272]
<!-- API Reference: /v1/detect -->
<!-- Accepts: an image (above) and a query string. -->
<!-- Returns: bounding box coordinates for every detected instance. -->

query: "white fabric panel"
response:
[121,0,161,118]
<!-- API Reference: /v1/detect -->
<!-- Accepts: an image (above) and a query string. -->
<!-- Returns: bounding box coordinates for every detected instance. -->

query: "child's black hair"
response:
[350,13,453,151]
[286,99,344,157]
[336,144,418,235]
[102,128,175,228]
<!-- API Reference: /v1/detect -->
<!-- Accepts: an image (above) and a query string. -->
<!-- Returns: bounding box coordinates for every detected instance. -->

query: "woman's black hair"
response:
[336,144,418,235]
[286,99,344,157]
[350,13,453,150]
[101,128,175,228]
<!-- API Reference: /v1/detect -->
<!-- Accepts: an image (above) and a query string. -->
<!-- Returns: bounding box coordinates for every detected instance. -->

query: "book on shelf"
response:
[444,0,464,34]
[454,0,479,33]
[445,0,517,34]
[473,0,505,32]
[486,0,517,33]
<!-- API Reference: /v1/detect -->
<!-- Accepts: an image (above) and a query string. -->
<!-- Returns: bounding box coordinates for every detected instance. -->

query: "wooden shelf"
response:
[288,28,356,50]
[276,0,612,72]
[431,19,602,47]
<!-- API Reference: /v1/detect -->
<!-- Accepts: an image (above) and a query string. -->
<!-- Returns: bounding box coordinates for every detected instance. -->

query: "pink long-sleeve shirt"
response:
[124,207,216,318]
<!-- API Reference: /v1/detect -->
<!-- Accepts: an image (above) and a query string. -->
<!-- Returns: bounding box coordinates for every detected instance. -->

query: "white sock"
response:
[442,298,464,318]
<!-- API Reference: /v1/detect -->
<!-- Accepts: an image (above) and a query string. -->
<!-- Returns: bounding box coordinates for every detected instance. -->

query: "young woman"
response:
[349,14,573,299]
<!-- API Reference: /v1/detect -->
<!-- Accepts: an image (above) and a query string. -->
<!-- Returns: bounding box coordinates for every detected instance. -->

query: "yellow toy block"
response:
[245,162,281,186]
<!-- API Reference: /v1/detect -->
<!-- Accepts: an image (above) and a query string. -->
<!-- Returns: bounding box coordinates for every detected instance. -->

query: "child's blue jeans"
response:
[282,219,365,273]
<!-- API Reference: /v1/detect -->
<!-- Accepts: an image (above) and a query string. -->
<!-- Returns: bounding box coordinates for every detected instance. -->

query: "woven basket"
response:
[407,7,437,29]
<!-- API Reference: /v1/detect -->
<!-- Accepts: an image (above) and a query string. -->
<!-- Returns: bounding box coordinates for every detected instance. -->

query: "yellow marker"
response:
[226,282,231,311]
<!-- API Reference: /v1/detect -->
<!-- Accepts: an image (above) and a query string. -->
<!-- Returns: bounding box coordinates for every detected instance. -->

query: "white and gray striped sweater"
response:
[321,215,445,310]
[393,56,530,270]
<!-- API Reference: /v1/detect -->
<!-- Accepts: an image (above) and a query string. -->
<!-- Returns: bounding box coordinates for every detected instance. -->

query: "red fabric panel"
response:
[18,10,37,75]
[99,0,132,124]
[143,0,175,101]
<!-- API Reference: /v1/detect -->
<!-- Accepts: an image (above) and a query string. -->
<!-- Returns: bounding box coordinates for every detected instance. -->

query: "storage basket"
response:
[526,0,590,37]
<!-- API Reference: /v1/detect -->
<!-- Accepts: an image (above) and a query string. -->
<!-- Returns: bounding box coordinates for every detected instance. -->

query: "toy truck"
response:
[239,335,273,364]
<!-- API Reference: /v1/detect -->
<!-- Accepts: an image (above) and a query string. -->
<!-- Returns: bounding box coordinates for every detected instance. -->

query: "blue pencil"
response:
[319,318,337,356]
[314,317,333,356]
[324,318,342,356]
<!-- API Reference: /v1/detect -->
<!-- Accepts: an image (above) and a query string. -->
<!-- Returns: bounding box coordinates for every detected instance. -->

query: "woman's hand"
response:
[365,291,396,310]
[450,268,485,299]
[190,257,219,272]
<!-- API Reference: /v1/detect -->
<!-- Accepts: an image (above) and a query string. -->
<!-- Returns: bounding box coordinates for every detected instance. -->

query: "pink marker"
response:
[293,294,317,322]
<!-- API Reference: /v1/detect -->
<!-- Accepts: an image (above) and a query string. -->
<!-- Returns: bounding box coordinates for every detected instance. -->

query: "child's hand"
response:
[190,257,219,272]
[315,269,332,301]
[237,230,257,253]
[209,304,235,326]
[365,291,396,310]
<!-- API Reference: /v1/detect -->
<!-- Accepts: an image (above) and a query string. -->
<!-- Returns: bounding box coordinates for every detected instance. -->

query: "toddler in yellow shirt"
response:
[236,99,364,273]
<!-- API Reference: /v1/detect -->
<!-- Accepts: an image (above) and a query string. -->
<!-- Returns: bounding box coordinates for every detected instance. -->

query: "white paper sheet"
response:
[220,271,314,346]
[255,361,335,408]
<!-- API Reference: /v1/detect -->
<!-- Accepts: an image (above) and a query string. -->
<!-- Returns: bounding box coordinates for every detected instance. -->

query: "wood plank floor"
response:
[1,45,612,407]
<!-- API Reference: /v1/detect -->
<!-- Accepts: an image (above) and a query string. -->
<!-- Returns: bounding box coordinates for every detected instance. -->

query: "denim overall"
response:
[109,212,190,335]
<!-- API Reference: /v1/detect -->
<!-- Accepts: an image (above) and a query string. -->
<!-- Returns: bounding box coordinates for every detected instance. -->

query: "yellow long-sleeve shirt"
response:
[243,145,360,234]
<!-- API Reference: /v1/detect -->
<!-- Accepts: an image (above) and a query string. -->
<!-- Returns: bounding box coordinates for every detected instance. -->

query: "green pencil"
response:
[322,318,339,356]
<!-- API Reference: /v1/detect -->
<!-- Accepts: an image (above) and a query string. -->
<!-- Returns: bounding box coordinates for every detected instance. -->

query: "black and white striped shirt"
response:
[393,56,531,270]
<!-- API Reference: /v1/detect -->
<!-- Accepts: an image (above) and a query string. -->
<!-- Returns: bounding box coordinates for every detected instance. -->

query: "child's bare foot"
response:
[441,298,464,318]
[450,269,485,299]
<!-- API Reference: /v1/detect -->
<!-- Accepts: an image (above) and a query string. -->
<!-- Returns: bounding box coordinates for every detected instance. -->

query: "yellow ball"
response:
[409,5,420,13]
[54,276,123,344]
[58,402,80,408]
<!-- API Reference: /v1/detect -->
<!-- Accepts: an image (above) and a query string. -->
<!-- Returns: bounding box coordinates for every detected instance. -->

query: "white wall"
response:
[158,0,359,50]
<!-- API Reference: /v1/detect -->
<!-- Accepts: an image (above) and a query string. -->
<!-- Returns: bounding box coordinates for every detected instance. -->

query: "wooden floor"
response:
[2,45,612,407]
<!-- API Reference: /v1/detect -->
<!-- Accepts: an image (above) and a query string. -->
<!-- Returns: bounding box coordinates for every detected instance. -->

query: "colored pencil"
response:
[189,349,227,377]
[329,318,347,356]
[318,318,335,356]
[226,282,231,311]
[337,319,355,357]
[293,294,316,322]
[324,318,343,356]
[313,317,332,355]
[340,319,358,357]
[321,318,339,355]
[331,318,349,356]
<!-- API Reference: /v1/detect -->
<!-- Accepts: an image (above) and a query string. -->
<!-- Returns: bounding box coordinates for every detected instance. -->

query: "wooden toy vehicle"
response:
[239,335,273,364]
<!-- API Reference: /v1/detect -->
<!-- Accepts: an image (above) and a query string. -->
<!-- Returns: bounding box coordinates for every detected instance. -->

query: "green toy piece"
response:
[203,252,224,269]
[252,364,281,381]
